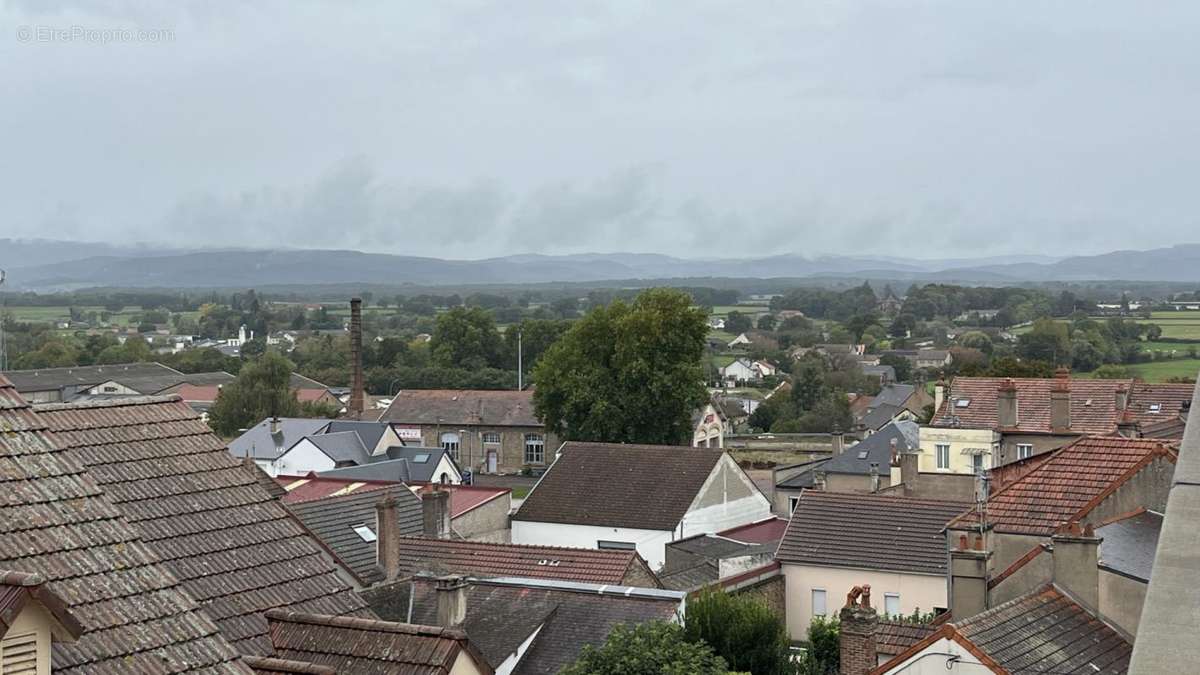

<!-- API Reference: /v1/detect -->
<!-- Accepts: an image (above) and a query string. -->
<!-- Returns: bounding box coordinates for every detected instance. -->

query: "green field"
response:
[1012,312,1200,340]
[6,305,145,327]
[1127,359,1200,382]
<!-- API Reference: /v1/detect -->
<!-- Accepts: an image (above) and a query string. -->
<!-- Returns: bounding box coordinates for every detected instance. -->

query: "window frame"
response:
[481,431,501,444]
[935,443,951,470]
[440,432,461,460]
[884,593,900,617]
[1017,443,1033,460]
[812,588,827,618]
[524,433,545,464]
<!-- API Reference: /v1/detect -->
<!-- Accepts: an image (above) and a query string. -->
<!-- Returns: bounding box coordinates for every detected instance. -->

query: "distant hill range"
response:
[2,238,1199,290]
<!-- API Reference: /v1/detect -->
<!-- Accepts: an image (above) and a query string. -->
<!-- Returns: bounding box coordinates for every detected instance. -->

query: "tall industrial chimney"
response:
[349,297,366,418]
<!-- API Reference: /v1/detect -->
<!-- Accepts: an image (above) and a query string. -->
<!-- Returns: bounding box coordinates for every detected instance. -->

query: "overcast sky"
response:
[3,1,1199,260]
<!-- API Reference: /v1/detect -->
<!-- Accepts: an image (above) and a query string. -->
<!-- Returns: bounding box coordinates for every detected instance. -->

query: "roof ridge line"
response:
[34,394,185,411]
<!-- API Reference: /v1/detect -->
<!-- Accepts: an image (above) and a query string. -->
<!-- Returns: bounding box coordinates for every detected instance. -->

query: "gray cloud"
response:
[3,1,1200,259]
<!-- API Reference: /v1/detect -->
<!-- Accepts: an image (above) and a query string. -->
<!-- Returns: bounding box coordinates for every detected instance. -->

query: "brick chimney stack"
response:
[839,585,878,675]
[1051,521,1101,611]
[1050,367,1071,431]
[375,495,403,581]
[349,297,365,418]
[997,378,1019,428]
[422,485,451,539]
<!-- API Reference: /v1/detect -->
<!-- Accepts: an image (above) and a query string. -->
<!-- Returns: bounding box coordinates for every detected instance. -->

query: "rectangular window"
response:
[1017,444,1033,460]
[936,444,950,470]
[597,540,637,551]
[972,452,984,475]
[812,589,827,617]
[788,496,800,514]
[482,432,501,444]
[885,593,900,616]
[440,432,461,460]
[524,433,545,464]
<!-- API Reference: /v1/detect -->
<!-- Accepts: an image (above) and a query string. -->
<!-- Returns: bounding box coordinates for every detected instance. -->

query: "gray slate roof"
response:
[826,421,918,476]
[1098,511,1162,582]
[859,402,905,432]
[306,430,371,465]
[325,420,390,452]
[319,446,458,484]
[2,361,184,392]
[874,384,916,407]
[228,417,332,460]
[379,389,541,427]
[365,577,683,675]
[777,490,966,575]
[285,486,423,584]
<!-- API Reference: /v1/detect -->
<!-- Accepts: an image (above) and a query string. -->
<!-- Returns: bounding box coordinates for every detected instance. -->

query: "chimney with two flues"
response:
[375,495,403,582]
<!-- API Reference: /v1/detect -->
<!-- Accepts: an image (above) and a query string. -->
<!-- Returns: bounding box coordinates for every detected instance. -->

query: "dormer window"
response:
[0,571,83,675]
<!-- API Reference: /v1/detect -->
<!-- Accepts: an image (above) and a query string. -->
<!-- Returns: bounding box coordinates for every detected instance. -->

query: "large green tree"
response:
[682,590,794,675]
[430,306,503,370]
[560,622,728,675]
[208,351,303,436]
[532,288,709,445]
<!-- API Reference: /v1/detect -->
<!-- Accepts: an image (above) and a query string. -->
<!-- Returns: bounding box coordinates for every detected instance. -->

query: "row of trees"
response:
[747,354,861,433]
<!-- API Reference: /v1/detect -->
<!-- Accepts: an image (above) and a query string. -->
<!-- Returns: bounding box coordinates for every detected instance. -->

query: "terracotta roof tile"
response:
[951,436,1176,535]
[776,491,967,575]
[388,536,654,586]
[932,376,1132,434]
[876,620,937,656]
[0,376,252,673]
[34,394,372,655]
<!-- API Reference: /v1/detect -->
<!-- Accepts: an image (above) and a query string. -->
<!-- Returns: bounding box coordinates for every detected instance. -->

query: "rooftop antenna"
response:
[0,269,7,371]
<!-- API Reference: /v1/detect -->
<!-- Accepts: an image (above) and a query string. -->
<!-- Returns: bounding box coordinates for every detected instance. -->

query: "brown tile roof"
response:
[1128,382,1195,429]
[0,376,251,673]
[513,442,726,530]
[378,388,542,427]
[875,620,937,657]
[34,394,372,655]
[950,436,1177,536]
[242,655,336,675]
[776,491,967,575]
[932,376,1133,434]
[388,536,656,586]
[0,570,83,640]
[265,609,492,675]
[955,586,1131,673]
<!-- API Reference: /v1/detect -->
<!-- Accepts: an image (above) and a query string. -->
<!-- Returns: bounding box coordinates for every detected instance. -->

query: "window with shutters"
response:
[0,631,40,675]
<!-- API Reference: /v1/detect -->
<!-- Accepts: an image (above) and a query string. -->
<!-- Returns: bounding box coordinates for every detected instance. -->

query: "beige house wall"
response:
[401,425,557,475]
[918,427,999,475]
[1100,569,1147,636]
[781,563,947,641]
[995,432,1077,467]
[452,493,512,542]
[1,601,56,675]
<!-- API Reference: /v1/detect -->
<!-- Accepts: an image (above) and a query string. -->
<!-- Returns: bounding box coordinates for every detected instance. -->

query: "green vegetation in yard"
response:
[1127,359,1200,382]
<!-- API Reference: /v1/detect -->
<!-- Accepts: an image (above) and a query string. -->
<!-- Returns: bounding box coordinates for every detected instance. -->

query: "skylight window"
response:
[857,451,869,459]
[413,453,431,463]
[352,525,376,542]
[955,399,970,408]
[1149,403,1162,413]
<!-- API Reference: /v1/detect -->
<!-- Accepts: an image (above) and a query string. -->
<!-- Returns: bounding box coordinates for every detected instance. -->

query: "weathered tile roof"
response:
[513,442,725,531]
[0,570,83,640]
[955,586,1131,673]
[35,394,372,655]
[715,516,789,544]
[776,491,967,575]
[875,620,937,657]
[285,486,424,584]
[932,376,1132,434]
[278,474,406,503]
[950,436,1176,536]
[378,389,542,427]
[1128,382,1195,429]
[243,655,336,674]
[0,376,251,673]
[265,609,491,675]
[388,536,654,586]
[378,577,682,675]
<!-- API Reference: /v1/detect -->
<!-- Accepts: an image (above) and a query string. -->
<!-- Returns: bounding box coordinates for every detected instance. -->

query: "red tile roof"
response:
[876,620,937,657]
[932,376,1132,434]
[389,536,654,586]
[716,517,789,544]
[934,377,1194,438]
[414,484,511,518]
[277,474,401,503]
[950,436,1177,535]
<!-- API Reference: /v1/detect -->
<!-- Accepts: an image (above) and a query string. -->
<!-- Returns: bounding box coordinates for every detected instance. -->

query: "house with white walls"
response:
[511,442,772,569]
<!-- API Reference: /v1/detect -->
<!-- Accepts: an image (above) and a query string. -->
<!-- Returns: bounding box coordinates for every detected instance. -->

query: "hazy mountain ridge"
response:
[1,240,1198,290]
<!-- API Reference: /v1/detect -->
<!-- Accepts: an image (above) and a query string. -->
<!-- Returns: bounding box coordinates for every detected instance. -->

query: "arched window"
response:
[523,433,545,465]
[440,432,461,460]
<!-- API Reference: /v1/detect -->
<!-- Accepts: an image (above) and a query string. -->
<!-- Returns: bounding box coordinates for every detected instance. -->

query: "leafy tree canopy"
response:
[560,622,728,675]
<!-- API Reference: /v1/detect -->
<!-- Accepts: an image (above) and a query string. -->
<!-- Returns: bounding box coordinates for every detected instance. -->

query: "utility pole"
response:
[517,328,523,390]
